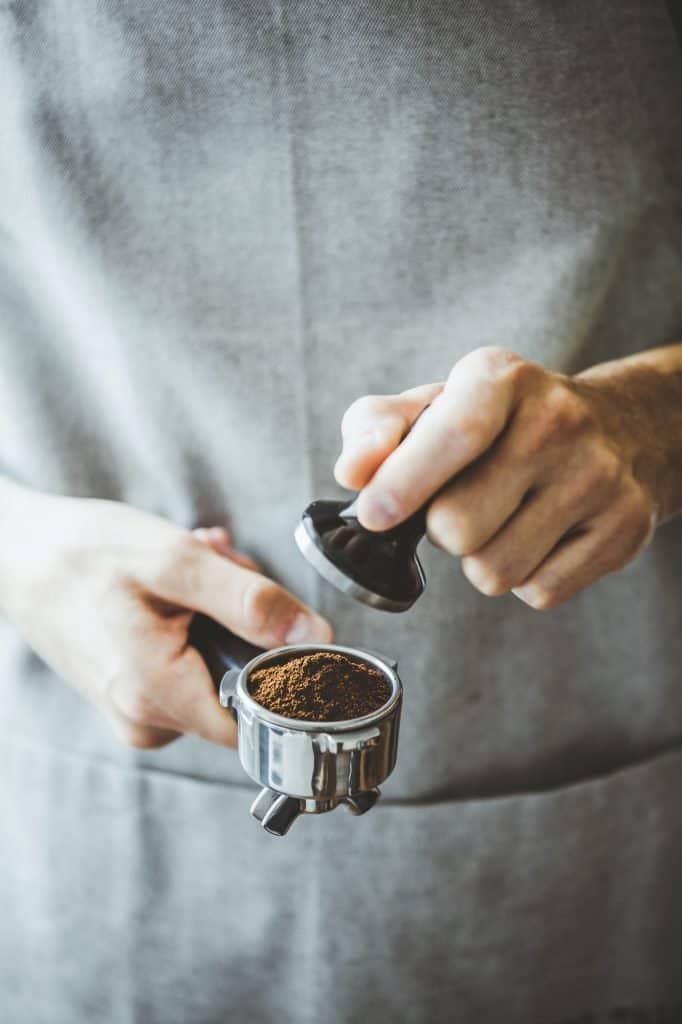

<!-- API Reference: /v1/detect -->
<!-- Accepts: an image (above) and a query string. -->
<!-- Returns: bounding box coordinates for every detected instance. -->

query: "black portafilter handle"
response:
[188,613,264,687]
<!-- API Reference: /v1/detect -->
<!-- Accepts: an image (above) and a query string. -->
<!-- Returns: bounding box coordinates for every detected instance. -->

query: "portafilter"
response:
[190,614,402,837]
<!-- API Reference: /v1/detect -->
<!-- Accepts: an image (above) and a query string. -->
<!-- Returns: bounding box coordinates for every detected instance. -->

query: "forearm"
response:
[574,343,682,523]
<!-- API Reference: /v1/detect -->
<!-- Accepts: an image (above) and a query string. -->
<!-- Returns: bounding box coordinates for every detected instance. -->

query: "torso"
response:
[1,4,682,1020]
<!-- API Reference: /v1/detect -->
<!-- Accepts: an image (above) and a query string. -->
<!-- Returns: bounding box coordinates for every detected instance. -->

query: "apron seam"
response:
[271,0,321,613]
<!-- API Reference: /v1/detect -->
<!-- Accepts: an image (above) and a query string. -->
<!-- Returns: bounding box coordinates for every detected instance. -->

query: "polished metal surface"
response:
[220,643,402,836]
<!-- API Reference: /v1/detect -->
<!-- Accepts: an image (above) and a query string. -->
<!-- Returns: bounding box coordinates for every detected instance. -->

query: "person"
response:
[1,3,681,1022]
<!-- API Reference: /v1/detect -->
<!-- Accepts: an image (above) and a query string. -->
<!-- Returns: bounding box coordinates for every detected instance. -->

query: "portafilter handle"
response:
[188,613,264,684]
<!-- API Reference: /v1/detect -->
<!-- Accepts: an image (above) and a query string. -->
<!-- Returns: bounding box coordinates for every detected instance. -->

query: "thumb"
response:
[163,646,238,746]
[153,537,333,649]
[334,383,443,490]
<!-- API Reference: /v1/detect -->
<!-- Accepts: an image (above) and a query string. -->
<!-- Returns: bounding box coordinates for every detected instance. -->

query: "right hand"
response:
[0,481,332,749]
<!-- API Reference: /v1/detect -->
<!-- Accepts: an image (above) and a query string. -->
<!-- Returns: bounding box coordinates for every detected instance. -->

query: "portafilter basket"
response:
[190,614,402,837]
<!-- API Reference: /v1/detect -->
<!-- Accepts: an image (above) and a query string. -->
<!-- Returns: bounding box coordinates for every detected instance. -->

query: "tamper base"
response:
[295,500,425,612]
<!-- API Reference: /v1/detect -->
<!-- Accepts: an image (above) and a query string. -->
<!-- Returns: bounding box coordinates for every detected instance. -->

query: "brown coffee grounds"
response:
[248,652,391,722]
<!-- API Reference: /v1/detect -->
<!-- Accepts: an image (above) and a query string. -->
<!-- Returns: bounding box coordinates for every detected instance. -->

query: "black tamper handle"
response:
[339,404,431,548]
[188,613,264,687]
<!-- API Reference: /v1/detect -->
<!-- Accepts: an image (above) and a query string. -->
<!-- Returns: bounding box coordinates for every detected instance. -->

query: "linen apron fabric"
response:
[1,3,682,1021]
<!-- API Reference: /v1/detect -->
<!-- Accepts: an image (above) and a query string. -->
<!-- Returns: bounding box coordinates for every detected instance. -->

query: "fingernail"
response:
[360,493,399,530]
[284,612,329,645]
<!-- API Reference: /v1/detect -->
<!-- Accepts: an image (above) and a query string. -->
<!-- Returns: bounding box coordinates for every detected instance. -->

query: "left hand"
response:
[333,347,670,610]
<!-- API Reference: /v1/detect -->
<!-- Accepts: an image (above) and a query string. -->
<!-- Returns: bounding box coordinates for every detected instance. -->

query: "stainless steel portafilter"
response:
[190,615,402,837]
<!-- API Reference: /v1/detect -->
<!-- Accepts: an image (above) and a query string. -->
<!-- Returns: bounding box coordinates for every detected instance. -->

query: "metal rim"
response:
[294,518,416,613]
[234,642,402,733]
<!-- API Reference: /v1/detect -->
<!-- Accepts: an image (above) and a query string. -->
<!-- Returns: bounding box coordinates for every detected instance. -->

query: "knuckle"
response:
[151,533,202,590]
[546,385,593,434]
[434,391,494,450]
[441,410,490,450]
[589,445,623,492]
[612,490,655,563]
[426,499,477,556]
[341,394,388,435]
[462,555,510,597]
[449,346,529,394]
[520,387,592,457]
[465,345,523,381]
[569,445,622,505]
[518,583,559,611]
[623,486,654,529]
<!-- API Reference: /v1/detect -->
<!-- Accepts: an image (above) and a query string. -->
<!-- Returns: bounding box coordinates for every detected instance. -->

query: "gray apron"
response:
[1,3,682,1021]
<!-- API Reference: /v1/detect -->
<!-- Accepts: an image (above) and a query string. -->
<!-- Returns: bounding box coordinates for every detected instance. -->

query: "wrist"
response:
[573,344,682,523]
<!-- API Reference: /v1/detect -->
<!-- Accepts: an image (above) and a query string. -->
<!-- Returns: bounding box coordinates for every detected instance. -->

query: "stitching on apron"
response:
[266,14,322,1021]
[0,728,254,791]
[381,737,682,806]
[271,0,321,612]
[6,725,682,807]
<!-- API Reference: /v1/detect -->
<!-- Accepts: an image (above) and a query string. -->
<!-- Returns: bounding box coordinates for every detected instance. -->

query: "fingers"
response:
[99,685,184,749]
[105,647,237,748]
[162,646,238,745]
[149,535,333,649]
[105,708,182,750]
[356,348,522,530]
[334,383,443,491]
[111,525,332,750]
[458,487,582,597]
[512,499,655,610]
[425,438,533,556]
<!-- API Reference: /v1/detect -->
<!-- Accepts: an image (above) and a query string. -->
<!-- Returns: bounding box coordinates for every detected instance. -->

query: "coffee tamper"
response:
[295,496,427,612]
[190,614,402,837]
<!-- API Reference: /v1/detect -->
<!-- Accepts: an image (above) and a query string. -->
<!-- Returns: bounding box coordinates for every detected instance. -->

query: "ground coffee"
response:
[248,652,391,722]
